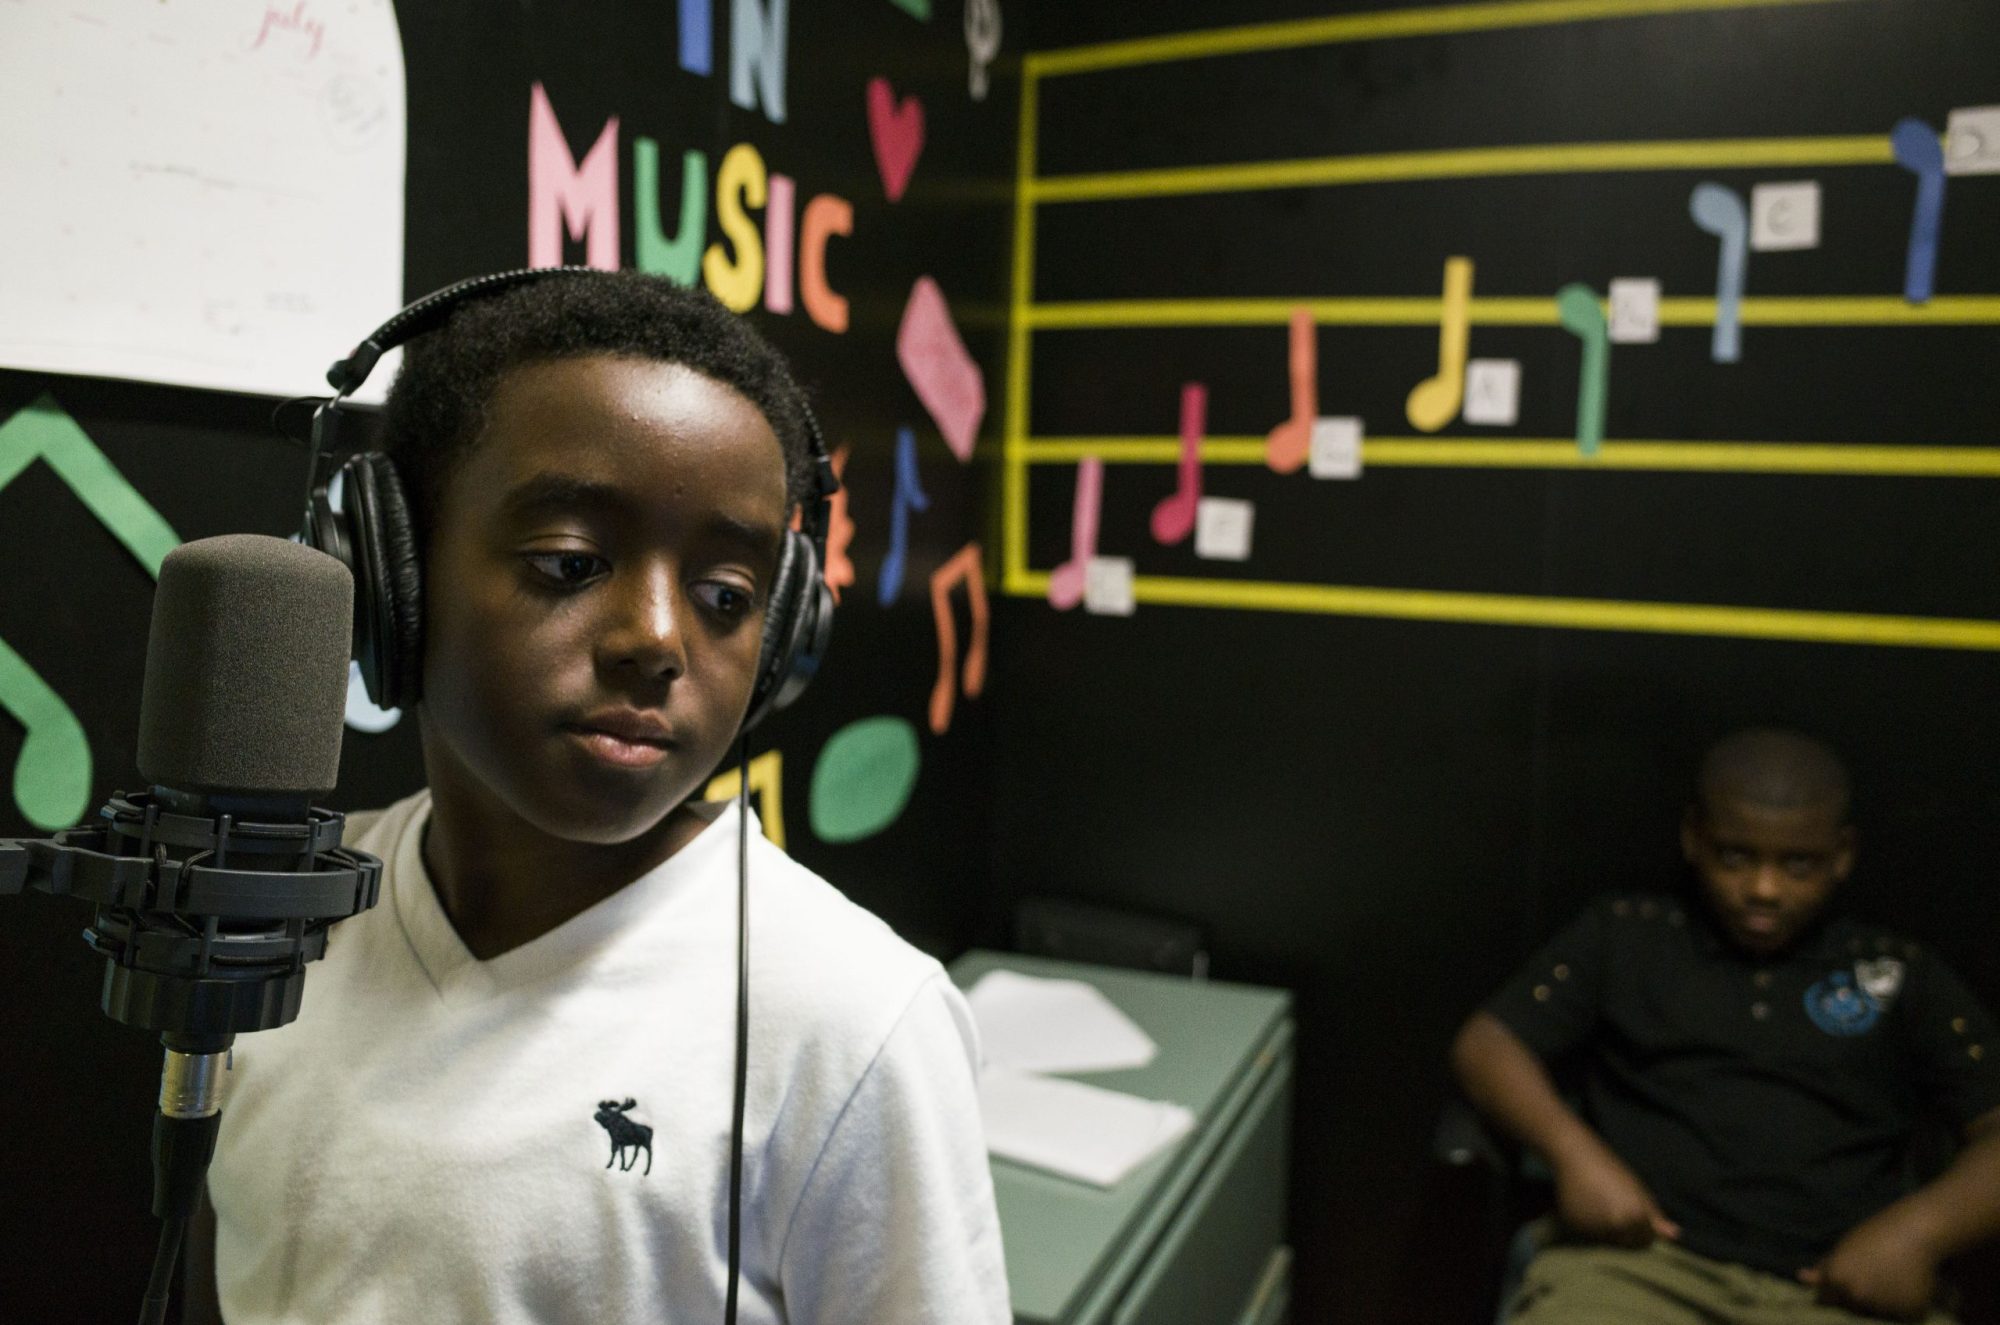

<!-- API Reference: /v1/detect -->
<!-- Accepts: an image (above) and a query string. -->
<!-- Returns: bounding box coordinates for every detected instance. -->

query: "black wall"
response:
[997,1,2000,1322]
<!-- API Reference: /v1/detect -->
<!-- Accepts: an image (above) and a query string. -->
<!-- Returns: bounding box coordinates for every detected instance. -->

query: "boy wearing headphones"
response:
[186,271,1011,1324]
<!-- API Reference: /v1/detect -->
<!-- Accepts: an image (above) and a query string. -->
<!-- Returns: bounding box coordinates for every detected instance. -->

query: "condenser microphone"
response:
[0,533,384,1325]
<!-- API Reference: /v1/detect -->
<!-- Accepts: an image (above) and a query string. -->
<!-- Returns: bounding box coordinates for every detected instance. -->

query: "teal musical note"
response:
[1555,284,1610,457]
[0,395,181,829]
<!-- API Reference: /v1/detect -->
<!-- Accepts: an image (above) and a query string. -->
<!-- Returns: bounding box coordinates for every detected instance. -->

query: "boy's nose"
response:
[1747,865,1784,901]
[600,566,686,679]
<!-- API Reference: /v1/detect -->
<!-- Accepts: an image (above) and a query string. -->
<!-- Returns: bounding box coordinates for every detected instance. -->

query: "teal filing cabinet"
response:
[949,951,1295,1325]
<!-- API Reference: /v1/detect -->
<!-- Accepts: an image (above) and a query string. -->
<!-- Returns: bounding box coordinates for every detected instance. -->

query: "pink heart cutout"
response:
[866,77,925,203]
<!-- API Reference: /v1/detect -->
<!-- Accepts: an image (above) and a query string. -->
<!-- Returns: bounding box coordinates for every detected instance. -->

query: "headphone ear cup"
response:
[343,454,424,712]
[743,531,832,733]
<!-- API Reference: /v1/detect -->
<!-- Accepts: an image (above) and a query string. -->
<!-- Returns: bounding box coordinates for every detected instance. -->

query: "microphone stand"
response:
[2,789,380,1325]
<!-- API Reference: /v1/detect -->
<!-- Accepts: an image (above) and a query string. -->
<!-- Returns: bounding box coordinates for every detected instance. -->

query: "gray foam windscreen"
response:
[137,535,355,797]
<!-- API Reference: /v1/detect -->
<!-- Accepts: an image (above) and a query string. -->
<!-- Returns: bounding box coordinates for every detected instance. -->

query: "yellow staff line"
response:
[1024,437,2000,477]
[1029,0,1860,78]
[1026,295,2000,329]
[1004,69,1040,584]
[1032,136,1893,204]
[1001,570,2000,651]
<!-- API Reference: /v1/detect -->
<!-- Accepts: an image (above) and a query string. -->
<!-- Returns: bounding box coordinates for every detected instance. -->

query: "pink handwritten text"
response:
[251,2,325,59]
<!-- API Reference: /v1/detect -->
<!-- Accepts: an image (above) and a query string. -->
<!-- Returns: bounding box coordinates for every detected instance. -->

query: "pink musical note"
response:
[1265,309,1317,474]
[1047,457,1104,611]
[1150,383,1206,546]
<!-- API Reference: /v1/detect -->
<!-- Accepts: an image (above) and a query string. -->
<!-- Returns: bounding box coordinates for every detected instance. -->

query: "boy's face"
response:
[1681,796,1854,957]
[418,355,788,845]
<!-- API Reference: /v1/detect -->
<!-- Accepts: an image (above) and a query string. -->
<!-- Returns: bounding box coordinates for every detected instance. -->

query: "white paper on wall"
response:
[0,1,407,401]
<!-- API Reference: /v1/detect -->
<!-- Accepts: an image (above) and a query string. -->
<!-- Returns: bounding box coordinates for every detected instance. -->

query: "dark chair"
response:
[1430,1094,1554,1324]
[1430,1094,2000,1325]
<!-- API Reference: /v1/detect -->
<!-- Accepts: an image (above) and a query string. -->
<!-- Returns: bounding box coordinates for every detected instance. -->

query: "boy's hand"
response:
[1799,1212,1940,1323]
[1552,1143,1681,1248]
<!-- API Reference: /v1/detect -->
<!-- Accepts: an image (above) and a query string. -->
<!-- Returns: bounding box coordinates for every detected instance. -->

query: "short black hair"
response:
[1696,727,1852,824]
[379,270,813,553]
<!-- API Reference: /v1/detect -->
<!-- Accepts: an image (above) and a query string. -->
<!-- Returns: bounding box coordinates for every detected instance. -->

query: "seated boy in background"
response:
[185,272,1010,1324]
[1452,727,2000,1323]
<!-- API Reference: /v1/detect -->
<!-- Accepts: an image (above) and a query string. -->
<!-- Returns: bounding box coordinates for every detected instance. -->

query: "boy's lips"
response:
[564,709,680,768]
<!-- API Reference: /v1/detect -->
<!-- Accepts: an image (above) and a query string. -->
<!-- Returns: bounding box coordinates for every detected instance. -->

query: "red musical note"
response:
[1150,383,1206,546]
[929,542,988,735]
[1264,308,1317,474]
[1047,457,1103,611]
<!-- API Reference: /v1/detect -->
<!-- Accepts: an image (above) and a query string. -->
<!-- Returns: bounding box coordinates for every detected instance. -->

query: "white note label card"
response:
[1463,359,1521,426]
[1946,106,2000,175]
[1083,556,1136,616]
[1194,497,1254,561]
[1608,278,1661,343]
[1750,181,1821,251]
[1309,416,1364,479]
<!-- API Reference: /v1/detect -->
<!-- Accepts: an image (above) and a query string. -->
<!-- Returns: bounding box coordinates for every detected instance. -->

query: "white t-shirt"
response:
[208,790,1010,1325]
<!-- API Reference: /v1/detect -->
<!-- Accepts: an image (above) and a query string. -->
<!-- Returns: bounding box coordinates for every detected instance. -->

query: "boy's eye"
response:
[694,581,757,619]
[1783,854,1821,878]
[524,551,607,586]
[1716,848,1751,869]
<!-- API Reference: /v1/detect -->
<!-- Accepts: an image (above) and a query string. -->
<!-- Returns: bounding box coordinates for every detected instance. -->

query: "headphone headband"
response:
[299,267,838,726]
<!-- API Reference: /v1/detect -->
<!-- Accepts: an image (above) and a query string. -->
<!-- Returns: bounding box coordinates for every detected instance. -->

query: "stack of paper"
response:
[966,970,1193,1188]
[978,1068,1196,1188]
[966,969,1159,1074]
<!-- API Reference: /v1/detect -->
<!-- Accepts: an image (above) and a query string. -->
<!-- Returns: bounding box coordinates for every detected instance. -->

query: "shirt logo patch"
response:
[595,1098,654,1175]
[1804,971,1881,1037]
[1854,956,1905,1008]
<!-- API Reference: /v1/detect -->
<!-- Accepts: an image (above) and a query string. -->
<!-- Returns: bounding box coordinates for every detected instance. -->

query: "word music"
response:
[527,0,857,330]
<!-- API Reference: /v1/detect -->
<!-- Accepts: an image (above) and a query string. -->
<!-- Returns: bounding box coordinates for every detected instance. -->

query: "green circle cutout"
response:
[810,716,921,844]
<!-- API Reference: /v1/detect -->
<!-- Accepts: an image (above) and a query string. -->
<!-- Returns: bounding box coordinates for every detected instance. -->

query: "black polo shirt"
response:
[1487,893,2000,1277]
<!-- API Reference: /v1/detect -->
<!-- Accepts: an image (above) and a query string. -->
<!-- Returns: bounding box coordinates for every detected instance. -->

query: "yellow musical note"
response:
[1405,256,1475,433]
[0,395,181,829]
[929,542,989,735]
[704,748,786,850]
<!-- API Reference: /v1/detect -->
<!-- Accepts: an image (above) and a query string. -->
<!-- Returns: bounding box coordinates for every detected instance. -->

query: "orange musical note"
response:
[1150,383,1206,545]
[928,541,988,735]
[1265,308,1317,474]
[1405,256,1474,432]
[824,444,855,603]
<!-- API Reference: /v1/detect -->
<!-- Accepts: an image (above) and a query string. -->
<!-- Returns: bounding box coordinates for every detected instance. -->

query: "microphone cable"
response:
[725,733,752,1325]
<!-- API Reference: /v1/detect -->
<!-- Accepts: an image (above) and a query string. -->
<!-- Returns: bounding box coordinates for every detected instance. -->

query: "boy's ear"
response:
[1832,824,1857,881]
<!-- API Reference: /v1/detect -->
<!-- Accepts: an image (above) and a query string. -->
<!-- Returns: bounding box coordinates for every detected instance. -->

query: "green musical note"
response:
[0,636,91,831]
[0,395,180,573]
[1555,284,1610,458]
[0,394,182,829]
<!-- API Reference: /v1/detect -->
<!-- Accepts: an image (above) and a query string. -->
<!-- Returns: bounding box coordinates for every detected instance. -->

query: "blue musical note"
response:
[1690,183,1748,364]
[877,427,930,606]
[1891,117,1946,305]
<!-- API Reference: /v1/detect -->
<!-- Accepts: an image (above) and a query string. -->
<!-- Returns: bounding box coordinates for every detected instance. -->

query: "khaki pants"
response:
[1506,1238,1959,1325]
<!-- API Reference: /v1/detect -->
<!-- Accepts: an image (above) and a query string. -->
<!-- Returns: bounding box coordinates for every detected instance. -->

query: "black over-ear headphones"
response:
[297,266,838,730]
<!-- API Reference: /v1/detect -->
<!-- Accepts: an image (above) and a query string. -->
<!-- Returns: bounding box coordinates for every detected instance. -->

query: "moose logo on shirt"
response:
[595,1098,654,1175]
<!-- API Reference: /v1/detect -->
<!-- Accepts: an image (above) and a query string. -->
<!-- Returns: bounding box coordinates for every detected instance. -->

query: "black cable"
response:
[725,734,752,1325]
[138,1216,185,1325]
